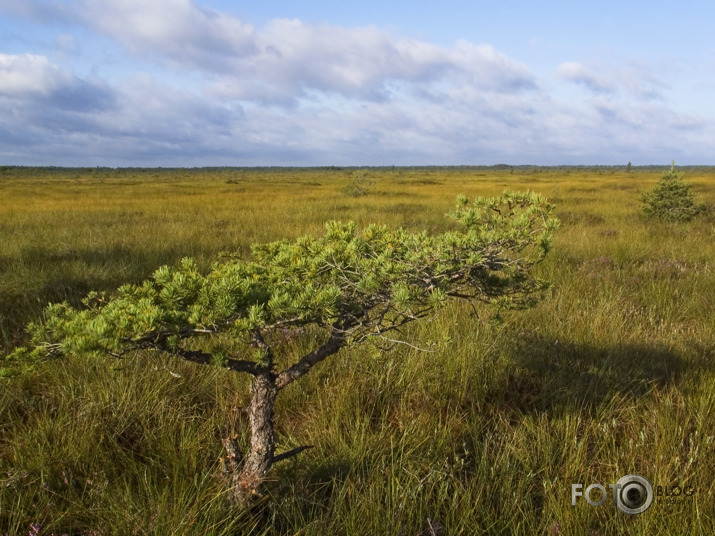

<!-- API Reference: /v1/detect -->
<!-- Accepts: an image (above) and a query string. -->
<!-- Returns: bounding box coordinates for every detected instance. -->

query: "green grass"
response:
[1,165,714,535]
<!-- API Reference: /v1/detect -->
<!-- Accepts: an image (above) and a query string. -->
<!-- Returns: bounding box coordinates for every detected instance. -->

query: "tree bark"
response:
[223,330,348,506]
[225,371,278,505]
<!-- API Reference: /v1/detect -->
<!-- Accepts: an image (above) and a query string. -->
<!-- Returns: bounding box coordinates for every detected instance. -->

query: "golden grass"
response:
[1,165,714,534]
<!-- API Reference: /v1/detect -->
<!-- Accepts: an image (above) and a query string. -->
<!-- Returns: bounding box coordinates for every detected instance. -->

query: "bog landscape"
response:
[1,165,713,535]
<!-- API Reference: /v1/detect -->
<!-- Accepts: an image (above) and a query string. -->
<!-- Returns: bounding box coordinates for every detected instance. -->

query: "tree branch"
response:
[172,348,260,375]
[275,331,346,390]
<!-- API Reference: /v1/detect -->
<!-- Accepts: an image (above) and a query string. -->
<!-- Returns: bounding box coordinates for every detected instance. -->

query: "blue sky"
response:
[1,0,714,166]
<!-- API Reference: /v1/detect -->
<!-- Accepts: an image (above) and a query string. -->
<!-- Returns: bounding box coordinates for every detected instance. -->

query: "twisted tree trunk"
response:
[224,371,278,505]
[221,331,348,505]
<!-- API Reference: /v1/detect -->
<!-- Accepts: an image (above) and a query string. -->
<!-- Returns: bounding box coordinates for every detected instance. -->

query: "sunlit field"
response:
[1,166,714,535]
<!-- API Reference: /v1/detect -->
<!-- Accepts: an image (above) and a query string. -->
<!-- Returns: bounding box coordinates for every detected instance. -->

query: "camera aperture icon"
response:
[614,474,653,515]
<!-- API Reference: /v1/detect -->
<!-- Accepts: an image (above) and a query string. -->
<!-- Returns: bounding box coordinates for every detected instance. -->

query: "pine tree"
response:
[640,161,705,221]
[5,191,559,505]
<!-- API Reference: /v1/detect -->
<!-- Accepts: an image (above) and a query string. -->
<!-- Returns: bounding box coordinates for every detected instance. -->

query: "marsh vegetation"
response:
[1,165,714,535]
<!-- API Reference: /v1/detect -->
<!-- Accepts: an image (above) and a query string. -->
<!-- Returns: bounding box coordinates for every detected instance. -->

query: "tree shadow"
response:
[485,331,709,417]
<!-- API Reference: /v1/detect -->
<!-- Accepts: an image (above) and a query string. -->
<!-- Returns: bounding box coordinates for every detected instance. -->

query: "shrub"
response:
[341,169,373,197]
[639,162,706,221]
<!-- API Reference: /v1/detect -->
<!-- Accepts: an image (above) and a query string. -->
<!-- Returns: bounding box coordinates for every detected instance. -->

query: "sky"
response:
[1,0,714,166]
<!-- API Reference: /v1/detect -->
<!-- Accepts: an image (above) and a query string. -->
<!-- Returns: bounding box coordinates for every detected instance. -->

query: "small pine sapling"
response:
[640,161,706,221]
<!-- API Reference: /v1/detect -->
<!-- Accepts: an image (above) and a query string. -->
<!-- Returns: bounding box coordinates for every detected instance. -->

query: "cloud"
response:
[77,0,256,67]
[0,64,244,166]
[1,50,709,166]
[615,61,667,101]
[556,60,667,103]
[0,53,115,112]
[1,2,713,165]
[109,74,240,143]
[0,53,67,96]
[556,62,615,94]
[230,20,536,102]
[70,0,536,104]
[0,0,73,24]
[552,58,687,140]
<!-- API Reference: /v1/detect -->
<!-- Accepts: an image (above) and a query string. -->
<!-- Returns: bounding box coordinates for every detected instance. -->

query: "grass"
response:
[1,165,714,535]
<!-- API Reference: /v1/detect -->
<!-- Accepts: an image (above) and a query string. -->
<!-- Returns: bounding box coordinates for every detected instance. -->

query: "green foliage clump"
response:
[639,162,706,221]
[341,169,373,197]
[4,192,558,377]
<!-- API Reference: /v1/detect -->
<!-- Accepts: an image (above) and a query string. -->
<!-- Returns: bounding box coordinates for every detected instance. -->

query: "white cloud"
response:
[1,2,714,165]
[109,74,239,142]
[556,61,615,94]
[0,53,69,96]
[0,53,115,114]
[615,61,666,101]
[212,23,537,105]
[77,0,256,66]
[72,1,536,104]
[556,60,668,103]
[0,0,72,23]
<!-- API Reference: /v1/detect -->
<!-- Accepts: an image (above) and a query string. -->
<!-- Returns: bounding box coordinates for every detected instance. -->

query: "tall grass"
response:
[1,166,714,534]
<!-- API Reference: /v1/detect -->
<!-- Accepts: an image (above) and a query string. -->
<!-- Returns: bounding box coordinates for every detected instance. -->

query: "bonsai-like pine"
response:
[640,161,705,221]
[6,192,558,505]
